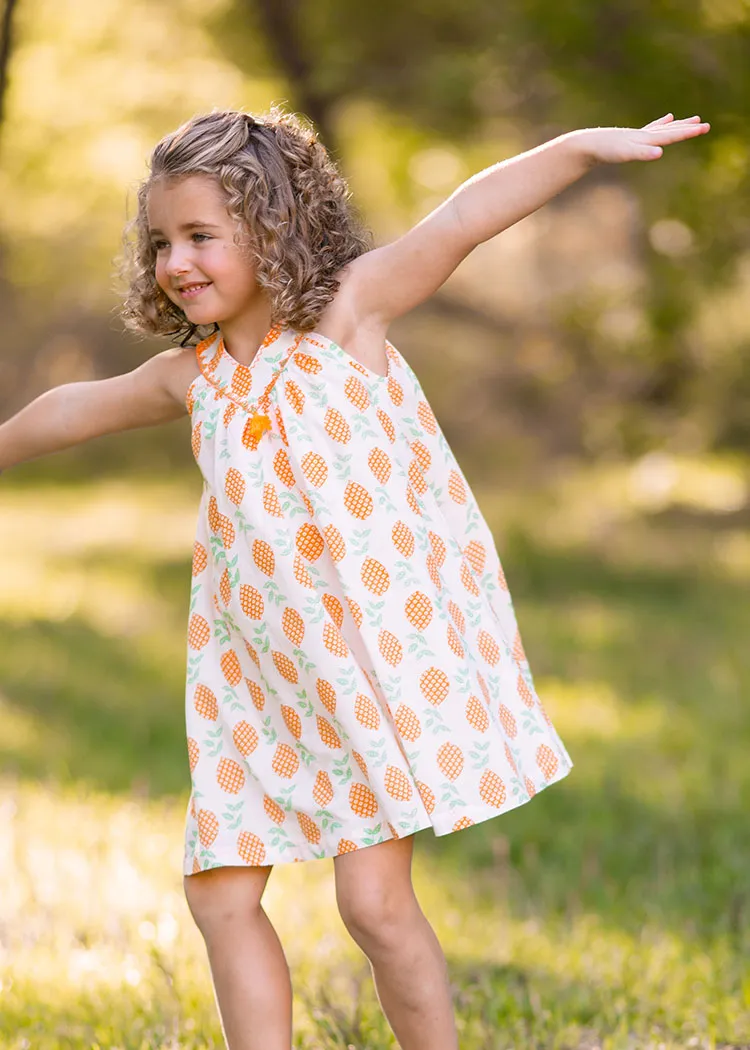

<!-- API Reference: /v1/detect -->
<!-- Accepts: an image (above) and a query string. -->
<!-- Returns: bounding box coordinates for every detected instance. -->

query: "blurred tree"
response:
[0,0,20,137]
[208,0,750,455]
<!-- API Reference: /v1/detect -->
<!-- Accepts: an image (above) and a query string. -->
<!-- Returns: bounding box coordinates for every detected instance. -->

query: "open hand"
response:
[575,114,711,166]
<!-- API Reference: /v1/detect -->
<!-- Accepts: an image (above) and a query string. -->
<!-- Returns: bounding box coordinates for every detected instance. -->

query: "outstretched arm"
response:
[0,348,188,473]
[348,113,710,327]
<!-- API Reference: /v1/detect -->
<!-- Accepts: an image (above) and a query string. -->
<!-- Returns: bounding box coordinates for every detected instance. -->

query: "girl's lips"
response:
[178,282,212,300]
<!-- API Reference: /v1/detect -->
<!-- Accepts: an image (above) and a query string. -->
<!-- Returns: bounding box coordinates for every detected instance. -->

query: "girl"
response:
[0,106,709,1049]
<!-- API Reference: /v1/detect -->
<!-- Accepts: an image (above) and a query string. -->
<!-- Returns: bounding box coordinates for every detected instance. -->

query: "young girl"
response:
[0,105,709,1049]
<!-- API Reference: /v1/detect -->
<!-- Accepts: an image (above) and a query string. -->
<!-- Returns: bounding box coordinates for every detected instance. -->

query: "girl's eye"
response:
[192,233,210,243]
[152,240,168,251]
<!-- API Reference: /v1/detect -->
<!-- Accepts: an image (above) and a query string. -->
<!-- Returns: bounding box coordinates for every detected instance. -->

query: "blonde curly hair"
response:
[120,105,373,345]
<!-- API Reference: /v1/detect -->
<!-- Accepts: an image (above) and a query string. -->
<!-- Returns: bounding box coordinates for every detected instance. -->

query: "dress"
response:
[182,324,573,873]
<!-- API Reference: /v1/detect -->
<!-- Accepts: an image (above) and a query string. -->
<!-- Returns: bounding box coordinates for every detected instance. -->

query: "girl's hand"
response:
[575,113,711,166]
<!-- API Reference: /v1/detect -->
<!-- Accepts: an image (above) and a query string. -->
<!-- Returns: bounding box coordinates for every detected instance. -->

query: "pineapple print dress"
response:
[183,323,573,873]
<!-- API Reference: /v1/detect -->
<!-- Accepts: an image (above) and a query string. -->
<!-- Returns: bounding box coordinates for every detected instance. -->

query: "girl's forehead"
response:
[147,174,228,225]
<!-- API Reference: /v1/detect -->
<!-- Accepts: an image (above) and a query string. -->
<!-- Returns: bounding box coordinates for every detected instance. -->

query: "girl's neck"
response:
[218,304,275,366]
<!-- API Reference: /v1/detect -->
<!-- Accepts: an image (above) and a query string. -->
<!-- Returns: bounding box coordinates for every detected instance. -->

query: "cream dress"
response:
[182,324,573,872]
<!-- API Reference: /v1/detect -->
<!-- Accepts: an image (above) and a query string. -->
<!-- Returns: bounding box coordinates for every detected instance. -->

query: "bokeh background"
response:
[0,1,748,1047]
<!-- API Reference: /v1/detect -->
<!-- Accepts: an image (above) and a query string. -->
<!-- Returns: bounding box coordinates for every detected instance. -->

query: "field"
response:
[1,460,748,1049]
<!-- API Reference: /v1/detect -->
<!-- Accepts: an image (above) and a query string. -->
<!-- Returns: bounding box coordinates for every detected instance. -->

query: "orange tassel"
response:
[246,412,272,440]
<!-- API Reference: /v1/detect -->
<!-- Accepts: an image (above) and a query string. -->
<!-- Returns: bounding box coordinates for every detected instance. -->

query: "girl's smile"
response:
[177,281,212,299]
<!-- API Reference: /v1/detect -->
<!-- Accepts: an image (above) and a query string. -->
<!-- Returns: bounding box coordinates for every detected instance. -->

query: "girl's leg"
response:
[333,835,459,1050]
[183,864,292,1050]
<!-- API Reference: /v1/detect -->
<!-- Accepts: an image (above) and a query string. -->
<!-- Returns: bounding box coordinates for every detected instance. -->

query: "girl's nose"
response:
[165,250,192,277]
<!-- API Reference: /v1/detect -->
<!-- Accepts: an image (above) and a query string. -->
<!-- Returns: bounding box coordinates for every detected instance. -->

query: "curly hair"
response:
[120,105,373,345]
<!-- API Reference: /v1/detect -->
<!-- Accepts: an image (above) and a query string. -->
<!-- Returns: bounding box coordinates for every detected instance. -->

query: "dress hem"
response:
[183,758,574,874]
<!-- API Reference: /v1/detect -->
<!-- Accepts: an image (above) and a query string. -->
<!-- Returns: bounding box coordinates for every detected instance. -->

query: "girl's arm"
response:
[0,348,188,472]
[348,113,710,327]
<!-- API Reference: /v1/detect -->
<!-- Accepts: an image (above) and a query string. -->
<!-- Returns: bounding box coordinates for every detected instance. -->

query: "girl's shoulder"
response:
[161,344,202,413]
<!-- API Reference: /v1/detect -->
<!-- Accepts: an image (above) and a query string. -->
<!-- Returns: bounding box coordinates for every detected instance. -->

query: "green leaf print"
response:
[398,809,419,830]
[268,826,295,850]
[303,597,325,623]
[262,580,289,608]
[423,706,451,735]
[393,559,420,586]
[295,743,317,768]
[380,674,403,704]
[440,783,466,809]
[465,502,481,535]
[349,528,373,558]
[285,416,314,447]
[520,709,544,736]
[304,563,332,593]
[235,510,255,537]
[437,432,451,458]
[509,775,525,799]
[332,754,353,786]
[206,726,224,759]
[352,420,379,441]
[414,526,431,553]
[374,485,398,512]
[186,652,204,685]
[203,407,220,439]
[469,740,491,769]
[480,570,497,594]
[214,617,234,647]
[296,694,314,719]
[223,800,245,830]
[261,715,278,745]
[189,581,202,615]
[273,491,302,519]
[335,664,360,692]
[454,667,473,695]
[361,823,383,846]
[291,647,316,676]
[466,600,483,630]
[305,378,328,402]
[209,535,227,565]
[406,633,435,659]
[364,599,385,629]
[364,737,388,768]
[277,786,297,811]
[402,415,423,440]
[273,530,295,559]
[316,810,343,833]
[250,622,269,647]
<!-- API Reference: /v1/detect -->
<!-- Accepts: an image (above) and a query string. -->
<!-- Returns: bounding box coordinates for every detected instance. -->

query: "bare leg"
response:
[183,865,293,1050]
[334,836,459,1050]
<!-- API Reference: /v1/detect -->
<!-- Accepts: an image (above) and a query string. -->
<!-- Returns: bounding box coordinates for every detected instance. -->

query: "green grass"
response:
[1,465,749,1049]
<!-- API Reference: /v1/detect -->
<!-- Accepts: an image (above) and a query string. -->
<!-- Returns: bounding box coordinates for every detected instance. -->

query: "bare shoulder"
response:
[312,265,392,379]
[158,344,201,411]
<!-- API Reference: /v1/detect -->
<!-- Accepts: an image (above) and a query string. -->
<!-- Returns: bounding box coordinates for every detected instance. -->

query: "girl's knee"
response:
[334,838,418,947]
[183,864,272,938]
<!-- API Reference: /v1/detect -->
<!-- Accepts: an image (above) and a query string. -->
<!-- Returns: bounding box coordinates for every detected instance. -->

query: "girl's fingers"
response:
[645,121,710,139]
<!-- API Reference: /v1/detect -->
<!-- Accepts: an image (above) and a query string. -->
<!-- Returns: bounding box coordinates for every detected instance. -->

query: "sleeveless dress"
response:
[182,324,573,873]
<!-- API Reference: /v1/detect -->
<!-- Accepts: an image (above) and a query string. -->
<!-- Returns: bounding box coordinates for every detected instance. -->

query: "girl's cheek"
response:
[154,261,169,292]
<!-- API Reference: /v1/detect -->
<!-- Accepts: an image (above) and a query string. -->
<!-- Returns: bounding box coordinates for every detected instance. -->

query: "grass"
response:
[1,459,749,1049]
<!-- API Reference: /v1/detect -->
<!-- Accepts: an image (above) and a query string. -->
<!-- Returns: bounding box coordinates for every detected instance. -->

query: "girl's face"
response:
[148,174,262,327]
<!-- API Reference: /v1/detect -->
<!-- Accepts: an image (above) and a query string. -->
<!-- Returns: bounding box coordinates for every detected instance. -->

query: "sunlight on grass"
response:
[1,475,748,1047]
[486,453,750,579]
